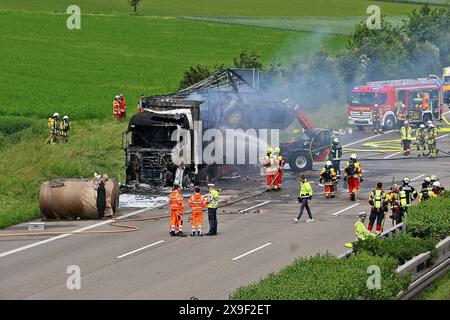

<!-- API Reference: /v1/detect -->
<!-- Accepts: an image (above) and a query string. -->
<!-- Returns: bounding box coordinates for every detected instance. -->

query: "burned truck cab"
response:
[123,98,201,189]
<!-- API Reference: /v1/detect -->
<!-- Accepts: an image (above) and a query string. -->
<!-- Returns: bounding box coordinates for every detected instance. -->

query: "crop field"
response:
[182,16,406,35]
[0,0,422,17]
[0,11,347,121]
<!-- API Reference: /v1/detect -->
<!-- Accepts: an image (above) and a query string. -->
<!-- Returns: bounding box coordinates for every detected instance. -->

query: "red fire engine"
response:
[348,78,444,130]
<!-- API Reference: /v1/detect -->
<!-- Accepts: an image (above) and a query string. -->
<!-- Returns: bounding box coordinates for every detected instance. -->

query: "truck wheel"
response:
[383,115,396,131]
[289,153,312,172]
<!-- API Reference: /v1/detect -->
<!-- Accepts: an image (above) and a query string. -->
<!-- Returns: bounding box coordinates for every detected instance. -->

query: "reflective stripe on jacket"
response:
[169,190,184,210]
[400,126,412,140]
[188,193,207,212]
[299,180,313,198]
[369,189,386,209]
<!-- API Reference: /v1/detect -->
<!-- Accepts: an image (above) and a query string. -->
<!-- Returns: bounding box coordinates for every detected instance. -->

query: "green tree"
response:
[129,0,141,13]
[233,49,263,69]
[404,4,450,67]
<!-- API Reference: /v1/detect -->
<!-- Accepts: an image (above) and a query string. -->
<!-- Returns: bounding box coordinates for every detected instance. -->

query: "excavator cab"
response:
[280,128,333,171]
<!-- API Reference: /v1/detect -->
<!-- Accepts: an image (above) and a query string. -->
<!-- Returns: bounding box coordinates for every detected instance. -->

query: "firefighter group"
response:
[113,94,128,121]
[46,112,71,144]
[260,137,445,241]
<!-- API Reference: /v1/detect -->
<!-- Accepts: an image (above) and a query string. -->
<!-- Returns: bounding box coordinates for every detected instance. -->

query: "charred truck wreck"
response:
[123,99,201,189]
[123,68,332,189]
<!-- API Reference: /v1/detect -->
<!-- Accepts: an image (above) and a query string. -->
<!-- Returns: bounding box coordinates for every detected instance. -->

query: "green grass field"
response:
[0,11,347,120]
[0,0,423,17]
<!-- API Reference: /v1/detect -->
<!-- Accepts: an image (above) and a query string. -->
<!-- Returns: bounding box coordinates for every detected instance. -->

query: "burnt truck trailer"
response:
[123,68,322,189]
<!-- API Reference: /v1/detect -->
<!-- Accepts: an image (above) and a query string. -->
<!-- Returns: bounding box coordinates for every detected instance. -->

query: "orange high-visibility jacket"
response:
[169,190,184,211]
[113,100,120,114]
[188,193,207,212]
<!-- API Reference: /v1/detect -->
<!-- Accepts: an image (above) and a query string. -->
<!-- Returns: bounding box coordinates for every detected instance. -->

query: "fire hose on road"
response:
[0,172,280,239]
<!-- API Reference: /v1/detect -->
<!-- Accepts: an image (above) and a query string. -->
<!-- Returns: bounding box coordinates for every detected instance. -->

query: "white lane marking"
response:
[237,200,271,213]
[232,243,272,261]
[384,151,401,159]
[442,110,450,115]
[411,174,424,181]
[437,133,449,140]
[0,205,165,259]
[332,203,360,216]
[116,240,165,259]
[343,130,396,148]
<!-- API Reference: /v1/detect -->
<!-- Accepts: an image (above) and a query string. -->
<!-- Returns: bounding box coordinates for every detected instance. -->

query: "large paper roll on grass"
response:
[39,178,119,220]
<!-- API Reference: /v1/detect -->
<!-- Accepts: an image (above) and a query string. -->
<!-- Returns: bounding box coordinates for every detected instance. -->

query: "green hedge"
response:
[230,253,409,300]
[353,233,437,265]
[405,191,450,240]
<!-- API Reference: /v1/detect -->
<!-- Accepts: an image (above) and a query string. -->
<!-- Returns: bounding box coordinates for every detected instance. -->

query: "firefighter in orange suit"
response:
[119,94,127,118]
[188,186,207,236]
[273,146,285,191]
[263,147,277,191]
[344,154,363,201]
[113,95,121,120]
[168,184,186,237]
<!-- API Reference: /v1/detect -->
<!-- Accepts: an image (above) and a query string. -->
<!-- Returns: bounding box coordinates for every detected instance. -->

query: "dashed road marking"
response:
[232,243,272,261]
[116,240,165,259]
[332,203,360,216]
[237,200,271,213]
[384,151,401,159]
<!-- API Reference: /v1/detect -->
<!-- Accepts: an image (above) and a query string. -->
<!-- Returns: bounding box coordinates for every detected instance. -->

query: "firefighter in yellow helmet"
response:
[47,112,60,144]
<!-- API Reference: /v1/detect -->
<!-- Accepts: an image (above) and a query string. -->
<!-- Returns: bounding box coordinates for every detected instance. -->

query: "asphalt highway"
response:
[1,126,449,299]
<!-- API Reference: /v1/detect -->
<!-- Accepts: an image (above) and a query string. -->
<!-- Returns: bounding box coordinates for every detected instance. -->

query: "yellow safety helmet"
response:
[274,147,281,154]
[267,147,273,154]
